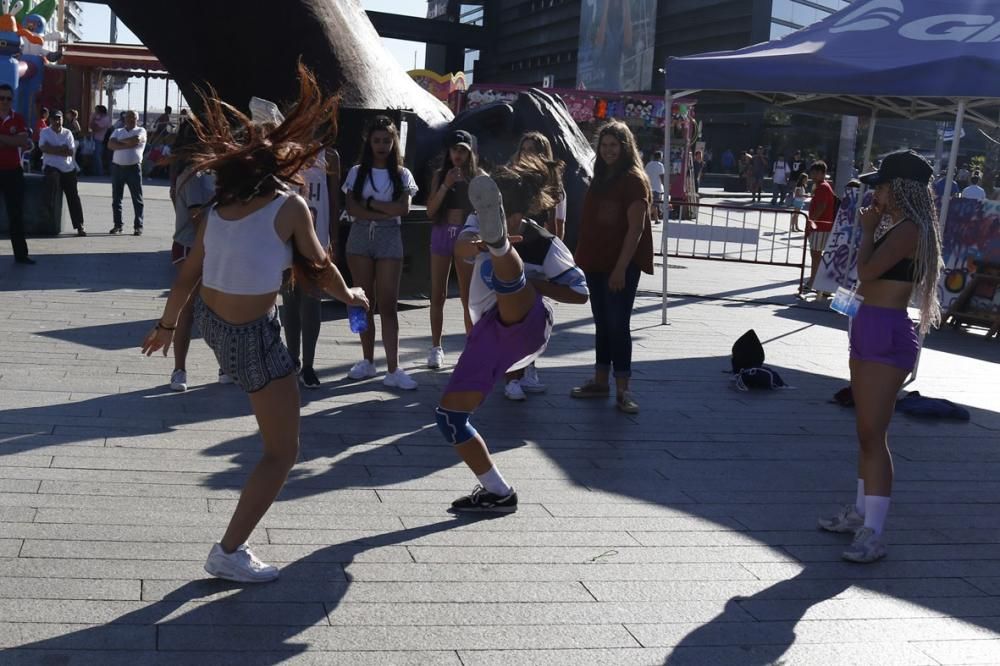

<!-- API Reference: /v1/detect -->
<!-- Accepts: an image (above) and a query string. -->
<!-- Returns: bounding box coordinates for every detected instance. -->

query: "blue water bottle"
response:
[348,306,368,334]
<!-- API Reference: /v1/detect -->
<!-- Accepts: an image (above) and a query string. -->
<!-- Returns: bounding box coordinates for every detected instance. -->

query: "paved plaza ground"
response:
[0,181,999,664]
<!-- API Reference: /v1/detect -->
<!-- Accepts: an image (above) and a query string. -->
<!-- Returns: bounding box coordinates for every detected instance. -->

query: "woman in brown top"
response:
[571,120,654,413]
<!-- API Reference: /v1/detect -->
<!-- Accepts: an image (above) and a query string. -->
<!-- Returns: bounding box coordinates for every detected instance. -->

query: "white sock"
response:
[855,479,866,516]
[863,495,891,536]
[488,239,511,256]
[476,465,512,496]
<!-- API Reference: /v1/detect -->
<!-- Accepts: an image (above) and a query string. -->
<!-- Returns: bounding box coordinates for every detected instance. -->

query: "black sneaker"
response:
[450,485,518,513]
[299,366,320,389]
[109,226,123,234]
[76,227,87,237]
[133,228,143,236]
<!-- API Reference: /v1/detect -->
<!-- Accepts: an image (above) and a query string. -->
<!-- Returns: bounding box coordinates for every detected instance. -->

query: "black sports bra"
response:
[441,180,471,218]
[873,221,916,282]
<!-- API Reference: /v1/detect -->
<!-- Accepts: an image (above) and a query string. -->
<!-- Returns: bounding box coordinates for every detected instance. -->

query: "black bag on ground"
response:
[731,329,765,373]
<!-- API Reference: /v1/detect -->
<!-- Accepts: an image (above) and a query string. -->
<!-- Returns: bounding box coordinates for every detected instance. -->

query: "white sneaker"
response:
[203,543,278,583]
[348,359,377,380]
[427,346,445,369]
[520,364,546,393]
[842,527,887,563]
[169,369,188,392]
[818,504,864,533]
[468,175,507,247]
[504,379,527,401]
[383,368,418,390]
[218,369,235,385]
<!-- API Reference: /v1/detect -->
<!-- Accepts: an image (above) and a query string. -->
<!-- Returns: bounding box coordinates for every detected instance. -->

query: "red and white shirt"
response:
[0,111,27,171]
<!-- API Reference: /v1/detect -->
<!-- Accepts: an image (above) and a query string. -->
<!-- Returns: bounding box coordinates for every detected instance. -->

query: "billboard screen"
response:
[577,0,658,92]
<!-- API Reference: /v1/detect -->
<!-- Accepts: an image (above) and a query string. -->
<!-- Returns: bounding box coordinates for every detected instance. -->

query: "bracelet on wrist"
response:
[156,321,176,331]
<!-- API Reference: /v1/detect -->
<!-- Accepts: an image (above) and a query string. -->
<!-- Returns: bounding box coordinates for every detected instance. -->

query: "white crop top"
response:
[202,193,294,295]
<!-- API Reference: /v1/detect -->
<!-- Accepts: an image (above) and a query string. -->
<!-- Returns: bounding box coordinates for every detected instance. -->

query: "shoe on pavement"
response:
[504,379,527,401]
[468,175,507,248]
[299,366,321,389]
[204,543,279,583]
[76,227,87,237]
[133,228,143,236]
[383,368,418,390]
[451,485,518,513]
[616,391,640,414]
[169,369,188,392]
[218,369,235,385]
[570,380,610,399]
[520,364,546,393]
[427,346,445,369]
[109,226,123,234]
[842,526,887,563]
[818,504,865,533]
[348,359,377,380]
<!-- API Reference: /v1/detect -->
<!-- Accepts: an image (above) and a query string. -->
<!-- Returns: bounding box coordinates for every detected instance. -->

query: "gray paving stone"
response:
[0,649,462,665]
[911,638,1000,665]
[0,622,155,650]
[406,544,795,564]
[344,562,757,583]
[156,623,639,651]
[0,578,139,601]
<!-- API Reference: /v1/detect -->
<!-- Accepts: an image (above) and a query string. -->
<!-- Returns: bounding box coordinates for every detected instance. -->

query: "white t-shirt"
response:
[644,160,665,193]
[342,164,418,225]
[772,160,788,185]
[39,127,76,173]
[962,184,986,200]
[461,214,588,326]
[110,126,147,165]
[173,168,216,248]
[302,152,332,247]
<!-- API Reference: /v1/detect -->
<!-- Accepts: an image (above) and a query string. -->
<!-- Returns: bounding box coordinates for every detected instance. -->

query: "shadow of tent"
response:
[0,518,469,664]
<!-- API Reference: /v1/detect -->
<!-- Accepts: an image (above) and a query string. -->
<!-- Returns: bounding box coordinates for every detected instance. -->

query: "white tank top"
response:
[202,193,294,295]
[301,152,330,247]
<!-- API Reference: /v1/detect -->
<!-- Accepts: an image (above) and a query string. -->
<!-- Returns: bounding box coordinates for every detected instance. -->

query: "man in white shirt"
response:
[770,152,790,206]
[961,175,986,201]
[644,150,665,223]
[107,110,146,235]
[39,110,86,236]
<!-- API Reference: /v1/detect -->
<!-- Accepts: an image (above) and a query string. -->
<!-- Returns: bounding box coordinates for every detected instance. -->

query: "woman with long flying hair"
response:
[571,120,654,414]
[818,150,942,563]
[343,115,419,389]
[424,129,482,368]
[500,131,569,401]
[436,157,588,512]
[142,65,368,583]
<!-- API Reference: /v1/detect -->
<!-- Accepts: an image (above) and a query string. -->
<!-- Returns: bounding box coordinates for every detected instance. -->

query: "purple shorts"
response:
[431,223,463,257]
[849,304,919,371]
[445,295,553,400]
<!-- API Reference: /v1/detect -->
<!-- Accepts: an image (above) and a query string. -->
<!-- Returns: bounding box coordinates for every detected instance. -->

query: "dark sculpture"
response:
[105,0,594,243]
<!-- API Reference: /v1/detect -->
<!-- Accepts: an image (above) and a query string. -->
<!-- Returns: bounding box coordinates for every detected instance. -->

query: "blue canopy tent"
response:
[660,0,1000,323]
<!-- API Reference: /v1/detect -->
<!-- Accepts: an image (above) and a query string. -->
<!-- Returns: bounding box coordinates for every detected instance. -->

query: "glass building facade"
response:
[770,0,852,39]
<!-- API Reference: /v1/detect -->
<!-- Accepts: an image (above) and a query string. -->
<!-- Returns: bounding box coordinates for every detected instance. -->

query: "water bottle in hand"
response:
[348,306,368,334]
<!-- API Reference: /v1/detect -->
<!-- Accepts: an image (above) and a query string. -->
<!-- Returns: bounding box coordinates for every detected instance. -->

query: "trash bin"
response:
[0,171,65,237]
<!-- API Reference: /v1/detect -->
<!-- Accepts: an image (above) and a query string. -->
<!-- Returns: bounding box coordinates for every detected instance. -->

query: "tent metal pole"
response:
[938,99,966,233]
[862,108,877,171]
[661,89,672,325]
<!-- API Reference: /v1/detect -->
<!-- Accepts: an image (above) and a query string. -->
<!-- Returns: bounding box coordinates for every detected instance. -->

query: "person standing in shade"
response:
[88,104,111,177]
[0,84,33,264]
[644,150,665,223]
[770,151,790,206]
[692,149,705,194]
[281,144,340,389]
[750,146,768,203]
[108,110,146,236]
[30,107,48,171]
[788,150,806,190]
[39,110,86,237]
[571,120,654,414]
[806,161,836,295]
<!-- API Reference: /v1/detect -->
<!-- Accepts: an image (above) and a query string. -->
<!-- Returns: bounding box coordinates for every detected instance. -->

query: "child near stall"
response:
[790,173,808,233]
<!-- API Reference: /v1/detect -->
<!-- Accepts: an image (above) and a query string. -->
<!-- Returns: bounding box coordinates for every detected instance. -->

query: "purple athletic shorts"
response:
[849,303,919,371]
[431,223,463,257]
[445,294,553,400]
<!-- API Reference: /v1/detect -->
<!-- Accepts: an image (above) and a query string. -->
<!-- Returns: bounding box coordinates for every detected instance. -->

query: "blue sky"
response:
[77,0,429,111]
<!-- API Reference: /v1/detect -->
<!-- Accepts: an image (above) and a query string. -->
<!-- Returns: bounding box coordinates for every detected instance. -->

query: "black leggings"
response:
[279,285,322,369]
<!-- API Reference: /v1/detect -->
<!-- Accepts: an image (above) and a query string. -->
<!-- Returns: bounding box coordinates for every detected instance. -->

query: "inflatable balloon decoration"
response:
[13,0,60,121]
[0,2,25,98]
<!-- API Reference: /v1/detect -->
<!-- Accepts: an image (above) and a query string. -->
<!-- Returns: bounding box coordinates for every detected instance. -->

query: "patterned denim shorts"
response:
[194,297,296,393]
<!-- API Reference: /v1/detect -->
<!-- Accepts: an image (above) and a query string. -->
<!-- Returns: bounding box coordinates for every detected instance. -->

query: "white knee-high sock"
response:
[477,465,512,496]
[855,479,866,516]
[863,496,890,536]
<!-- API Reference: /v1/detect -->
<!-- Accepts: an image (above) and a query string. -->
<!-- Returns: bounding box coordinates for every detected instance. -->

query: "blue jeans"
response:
[111,163,144,229]
[585,263,641,378]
